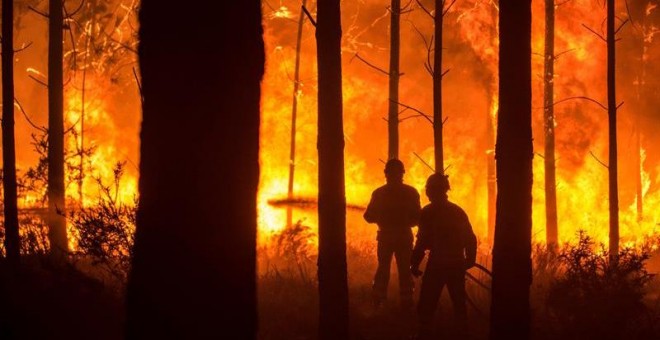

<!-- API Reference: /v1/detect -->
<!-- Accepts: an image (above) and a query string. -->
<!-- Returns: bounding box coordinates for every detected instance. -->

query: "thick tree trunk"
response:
[388,0,400,159]
[544,0,558,246]
[48,0,68,257]
[2,0,20,263]
[125,2,263,338]
[607,0,619,257]
[316,0,349,338]
[288,0,307,227]
[487,98,496,245]
[433,0,444,172]
[489,1,533,339]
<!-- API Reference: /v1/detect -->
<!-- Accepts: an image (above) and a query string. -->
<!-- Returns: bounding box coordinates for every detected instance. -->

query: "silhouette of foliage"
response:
[546,231,656,339]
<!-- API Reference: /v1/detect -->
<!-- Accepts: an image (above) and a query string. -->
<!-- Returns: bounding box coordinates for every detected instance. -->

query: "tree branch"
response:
[415,0,434,19]
[14,97,47,132]
[352,53,390,76]
[302,5,317,27]
[14,41,33,53]
[551,96,608,111]
[590,151,608,169]
[582,24,607,42]
[29,75,49,88]
[413,152,435,172]
[443,0,458,16]
[391,100,433,124]
[28,6,49,18]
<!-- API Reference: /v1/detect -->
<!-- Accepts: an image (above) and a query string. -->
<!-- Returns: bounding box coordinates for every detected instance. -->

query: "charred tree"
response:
[48,0,68,257]
[316,0,349,338]
[607,0,619,256]
[489,1,533,339]
[388,0,400,159]
[2,0,20,263]
[544,0,558,246]
[288,0,307,227]
[125,1,263,338]
[433,0,444,172]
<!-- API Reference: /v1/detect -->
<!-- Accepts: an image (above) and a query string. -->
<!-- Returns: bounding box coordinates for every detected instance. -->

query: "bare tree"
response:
[288,0,308,227]
[388,0,401,159]
[607,0,619,257]
[125,1,264,337]
[316,0,349,338]
[2,0,20,263]
[544,0,558,246]
[489,1,533,339]
[48,0,68,258]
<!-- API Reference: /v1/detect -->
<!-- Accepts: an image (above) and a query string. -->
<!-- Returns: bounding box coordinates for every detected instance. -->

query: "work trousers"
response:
[373,232,413,304]
[417,266,467,335]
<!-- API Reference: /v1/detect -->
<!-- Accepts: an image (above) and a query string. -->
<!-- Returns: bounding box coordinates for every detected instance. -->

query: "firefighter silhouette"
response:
[411,173,477,338]
[364,159,421,308]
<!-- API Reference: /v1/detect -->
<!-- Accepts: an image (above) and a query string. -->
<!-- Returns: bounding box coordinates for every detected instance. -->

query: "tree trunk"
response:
[607,0,619,257]
[388,0,400,160]
[48,0,68,258]
[2,0,20,263]
[316,0,349,338]
[125,2,263,338]
[487,98,496,245]
[433,0,444,172]
[288,0,307,227]
[489,1,533,339]
[543,0,558,246]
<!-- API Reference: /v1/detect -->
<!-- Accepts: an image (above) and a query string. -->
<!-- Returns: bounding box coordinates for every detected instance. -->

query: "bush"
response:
[546,231,656,339]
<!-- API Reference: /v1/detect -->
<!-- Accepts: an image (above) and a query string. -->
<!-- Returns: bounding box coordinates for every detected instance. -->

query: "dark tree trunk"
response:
[388,0,400,159]
[543,0,558,246]
[288,0,307,227]
[487,98,496,245]
[607,0,619,257]
[316,0,349,338]
[125,2,263,338]
[48,0,68,258]
[2,0,20,263]
[433,0,444,172]
[489,1,533,339]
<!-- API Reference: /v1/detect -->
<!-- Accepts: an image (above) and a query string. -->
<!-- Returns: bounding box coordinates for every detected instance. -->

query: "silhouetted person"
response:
[364,159,421,308]
[411,173,477,338]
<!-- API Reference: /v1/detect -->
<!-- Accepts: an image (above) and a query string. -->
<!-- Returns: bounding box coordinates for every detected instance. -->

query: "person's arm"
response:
[408,189,421,228]
[462,210,477,269]
[411,208,431,276]
[363,190,380,224]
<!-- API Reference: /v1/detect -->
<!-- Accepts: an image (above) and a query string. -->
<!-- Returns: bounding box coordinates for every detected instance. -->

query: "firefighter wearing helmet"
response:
[364,159,421,309]
[411,173,477,338]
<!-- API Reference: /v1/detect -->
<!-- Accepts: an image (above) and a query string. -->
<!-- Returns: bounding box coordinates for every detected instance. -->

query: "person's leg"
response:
[373,239,394,306]
[447,269,468,338]
[394,239,414,308]
[417,270,445,338]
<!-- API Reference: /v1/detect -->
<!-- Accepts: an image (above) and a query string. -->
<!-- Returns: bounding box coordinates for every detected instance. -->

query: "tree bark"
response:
[316,0,349,338]
[489,1,533,339]
[2,0,20,263]
[607,0,619,257]
[433,0,444,172]
[544,0,558,246]
[125,2,263,338]
[48,0,68,258]
[288,0,307,227]
[388,0,400,160]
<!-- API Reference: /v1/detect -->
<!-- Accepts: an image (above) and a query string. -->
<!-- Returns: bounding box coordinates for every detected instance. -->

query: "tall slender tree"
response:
[544,0,558,246]
[607,0,619,256]
[2,0,20,263]
[287,0,308,227]
[125,1,264,337]
[316,0,349,338]
[433,0,444,172]
[489,1,533,339]
[388,0,401,159]
[48,0,68,257]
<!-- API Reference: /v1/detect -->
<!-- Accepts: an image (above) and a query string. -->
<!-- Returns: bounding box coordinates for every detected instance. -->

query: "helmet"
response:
[426,173,450,191]
[384,159,405,174]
